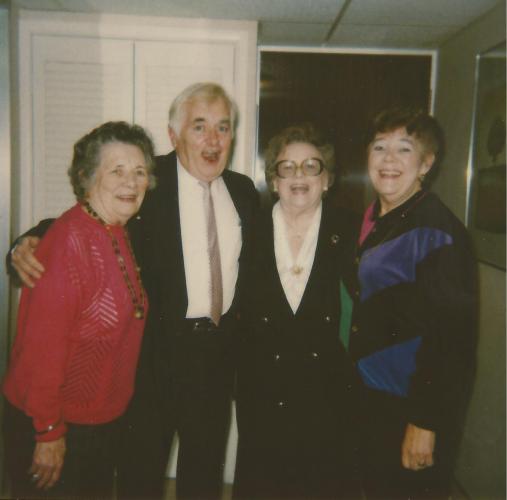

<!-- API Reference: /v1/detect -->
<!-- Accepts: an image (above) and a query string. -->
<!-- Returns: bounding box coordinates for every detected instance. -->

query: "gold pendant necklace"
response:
[290,265,303,275]
[83,202,145,319]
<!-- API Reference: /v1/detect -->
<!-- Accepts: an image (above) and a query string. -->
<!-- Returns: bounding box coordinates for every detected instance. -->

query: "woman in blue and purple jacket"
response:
[349,108,478,500]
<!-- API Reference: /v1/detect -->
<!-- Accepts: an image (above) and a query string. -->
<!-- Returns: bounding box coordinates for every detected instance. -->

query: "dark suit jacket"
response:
[127,151,259,409]
[129,151,258,322]
[234,199,360,498]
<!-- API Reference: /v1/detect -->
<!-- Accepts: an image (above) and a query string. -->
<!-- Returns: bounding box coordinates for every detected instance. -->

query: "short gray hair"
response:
[68,121,156,201]
[168,82,238,137]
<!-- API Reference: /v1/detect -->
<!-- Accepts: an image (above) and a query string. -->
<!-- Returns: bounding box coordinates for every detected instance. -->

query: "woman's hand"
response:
[29,437,66,489]
[401,423,435,471]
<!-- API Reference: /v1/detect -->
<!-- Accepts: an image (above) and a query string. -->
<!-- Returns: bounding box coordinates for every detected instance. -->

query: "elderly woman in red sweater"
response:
[2,121,155,498]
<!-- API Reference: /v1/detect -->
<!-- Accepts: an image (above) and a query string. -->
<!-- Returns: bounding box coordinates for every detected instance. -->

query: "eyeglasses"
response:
[274,158,324,178]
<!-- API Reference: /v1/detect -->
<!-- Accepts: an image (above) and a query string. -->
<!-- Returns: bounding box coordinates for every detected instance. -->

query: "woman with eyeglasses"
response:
[233,124,361,499]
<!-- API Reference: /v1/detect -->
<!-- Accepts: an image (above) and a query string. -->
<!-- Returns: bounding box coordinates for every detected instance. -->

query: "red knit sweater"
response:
[3,204,147,442]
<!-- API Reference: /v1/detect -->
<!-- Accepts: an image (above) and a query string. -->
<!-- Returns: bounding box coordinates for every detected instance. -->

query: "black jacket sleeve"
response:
[407,226,478,433]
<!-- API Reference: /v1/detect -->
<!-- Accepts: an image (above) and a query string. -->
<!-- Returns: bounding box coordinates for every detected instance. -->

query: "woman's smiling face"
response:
[367,127,434,214]
[86,142,149,225]
[273,142,329,215]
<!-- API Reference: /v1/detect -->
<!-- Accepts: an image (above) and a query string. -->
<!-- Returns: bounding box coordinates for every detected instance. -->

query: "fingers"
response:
[11,236,44,287]
[17,268,37,289]
[30,438,65,490]
[29,463,58,490]
[401,423,436,471]
[402,448,434,471]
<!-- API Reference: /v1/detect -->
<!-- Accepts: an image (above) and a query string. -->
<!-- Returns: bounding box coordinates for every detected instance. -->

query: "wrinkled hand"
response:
[29,437,66,489]
[401,423,435,471]
[11,236,44,287]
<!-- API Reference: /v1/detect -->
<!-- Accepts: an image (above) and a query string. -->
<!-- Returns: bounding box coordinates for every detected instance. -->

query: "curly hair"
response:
[68,121,156,201]
[264,123,335,193]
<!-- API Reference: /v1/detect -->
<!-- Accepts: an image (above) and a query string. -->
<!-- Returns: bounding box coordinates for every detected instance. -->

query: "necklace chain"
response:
[83,202,145,319]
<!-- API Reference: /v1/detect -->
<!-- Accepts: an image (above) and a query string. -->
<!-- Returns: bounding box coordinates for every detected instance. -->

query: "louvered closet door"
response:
[31,36,134,221]
[134,40,235,157]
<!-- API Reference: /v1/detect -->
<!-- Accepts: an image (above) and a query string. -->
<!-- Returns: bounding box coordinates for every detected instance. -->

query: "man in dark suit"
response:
[9,82,259,499]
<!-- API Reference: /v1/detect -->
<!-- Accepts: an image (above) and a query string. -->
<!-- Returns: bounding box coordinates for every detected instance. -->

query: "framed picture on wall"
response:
[467,41,506,269]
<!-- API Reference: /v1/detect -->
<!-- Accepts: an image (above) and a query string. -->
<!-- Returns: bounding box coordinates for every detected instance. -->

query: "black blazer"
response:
[234,200,361,499]
[236,199,359,432]
[129,151,258,323]
[127,151,259,404]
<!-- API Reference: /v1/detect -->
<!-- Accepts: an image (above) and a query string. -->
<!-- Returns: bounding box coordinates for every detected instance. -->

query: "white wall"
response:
[433,2,506,498]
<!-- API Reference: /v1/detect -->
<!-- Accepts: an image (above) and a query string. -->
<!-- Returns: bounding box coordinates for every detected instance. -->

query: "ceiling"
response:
[11,0,503,49]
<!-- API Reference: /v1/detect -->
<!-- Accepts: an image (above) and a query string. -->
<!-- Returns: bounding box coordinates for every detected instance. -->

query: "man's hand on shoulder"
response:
[10,236,44,288]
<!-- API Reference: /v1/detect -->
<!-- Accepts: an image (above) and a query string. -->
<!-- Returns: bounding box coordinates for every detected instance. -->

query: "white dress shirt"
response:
[273,201,321,314]
[178,161,242,319]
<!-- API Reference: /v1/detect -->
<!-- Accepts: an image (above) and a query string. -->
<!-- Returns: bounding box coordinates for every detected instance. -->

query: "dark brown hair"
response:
[366,107,445,186]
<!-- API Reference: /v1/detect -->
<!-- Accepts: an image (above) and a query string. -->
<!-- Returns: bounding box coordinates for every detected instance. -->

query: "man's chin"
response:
[200,163,227,181]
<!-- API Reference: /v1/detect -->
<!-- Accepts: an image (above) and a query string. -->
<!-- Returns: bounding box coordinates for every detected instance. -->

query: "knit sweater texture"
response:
[3,204,147,442]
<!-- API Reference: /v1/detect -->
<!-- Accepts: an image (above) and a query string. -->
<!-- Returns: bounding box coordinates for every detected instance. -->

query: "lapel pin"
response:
[331,234,340,244]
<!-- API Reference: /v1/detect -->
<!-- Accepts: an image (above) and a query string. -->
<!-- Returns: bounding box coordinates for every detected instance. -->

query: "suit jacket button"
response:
[278,401,285,408]
[274,354,280,361]
[351,325,359,333]
[311,352,319,359]
[325,316,332,323]
[261,316,269,323]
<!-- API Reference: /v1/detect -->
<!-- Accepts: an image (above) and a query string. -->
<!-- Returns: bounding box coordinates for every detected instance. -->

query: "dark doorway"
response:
[257,51,433,214]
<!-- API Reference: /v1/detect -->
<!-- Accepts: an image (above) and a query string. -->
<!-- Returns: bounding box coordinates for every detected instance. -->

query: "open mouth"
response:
[290,184,309,194]
[202,150,221,163]
[117,194,137,203]
[378,170,401,179]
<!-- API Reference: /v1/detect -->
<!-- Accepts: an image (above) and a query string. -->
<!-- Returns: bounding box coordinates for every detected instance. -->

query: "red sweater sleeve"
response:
[6,221,82,441]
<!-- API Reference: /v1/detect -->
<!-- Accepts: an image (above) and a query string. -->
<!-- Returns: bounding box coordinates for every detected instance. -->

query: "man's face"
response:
[169,97,233,182]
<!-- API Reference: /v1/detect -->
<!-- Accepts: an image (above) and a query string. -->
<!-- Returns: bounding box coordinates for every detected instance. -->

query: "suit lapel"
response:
[156,153,188,315]
[260,209,295,317]
[294,202,335,318]
[222,170,248,236]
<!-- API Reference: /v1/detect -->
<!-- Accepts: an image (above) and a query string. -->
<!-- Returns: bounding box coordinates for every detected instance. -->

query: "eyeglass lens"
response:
[275,158,323,178]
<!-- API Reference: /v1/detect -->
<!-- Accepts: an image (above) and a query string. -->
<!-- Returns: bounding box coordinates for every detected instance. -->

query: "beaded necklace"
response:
[83,202,145,319]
